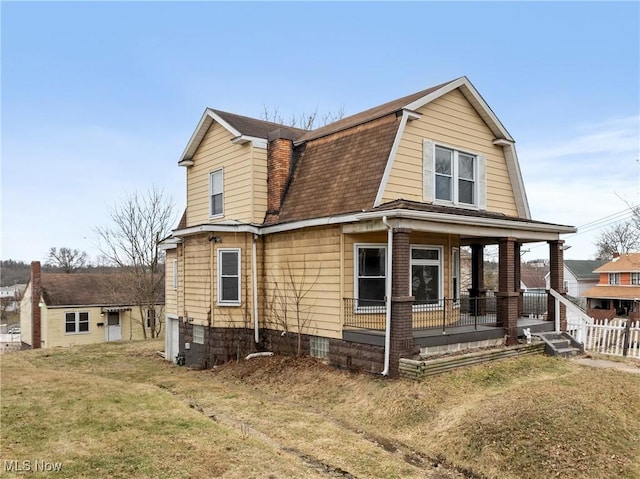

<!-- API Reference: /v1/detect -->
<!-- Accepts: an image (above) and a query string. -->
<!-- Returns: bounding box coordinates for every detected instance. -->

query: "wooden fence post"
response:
[623,319,632,357]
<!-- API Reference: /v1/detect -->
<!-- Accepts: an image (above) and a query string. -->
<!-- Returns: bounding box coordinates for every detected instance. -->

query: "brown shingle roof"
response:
[295,79,456,143]
[582,285,640,300]
[594,254,640,273]
[372,199,571,228]
[212,109,307,140]
[41,273,165,307]
[276,114,401,223]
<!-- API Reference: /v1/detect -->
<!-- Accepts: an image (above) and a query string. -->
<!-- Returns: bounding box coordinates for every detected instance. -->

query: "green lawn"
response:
[2,340,639,478]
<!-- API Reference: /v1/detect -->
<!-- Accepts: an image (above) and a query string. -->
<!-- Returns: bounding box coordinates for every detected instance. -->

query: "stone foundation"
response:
[178,321,386,373]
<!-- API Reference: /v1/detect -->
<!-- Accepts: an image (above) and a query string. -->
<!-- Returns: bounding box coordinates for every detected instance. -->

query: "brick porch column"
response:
[468,243,487,315]
[547,240,567,331]
[514,242,524,317]
[497,238,519,345]
[389,228,415,378]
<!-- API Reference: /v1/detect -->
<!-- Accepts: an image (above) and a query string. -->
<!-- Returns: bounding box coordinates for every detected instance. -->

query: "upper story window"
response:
[608,273,620,285]
[209,169,224,217]
[424,140,486,209]
[435,147,475,205]
[411,246,442,306]
[355,245,386,306]
[218,248,241,305]
[631,272,640,285]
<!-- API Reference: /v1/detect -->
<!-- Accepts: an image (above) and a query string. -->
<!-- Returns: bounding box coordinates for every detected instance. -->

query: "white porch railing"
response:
[550,289,640,359]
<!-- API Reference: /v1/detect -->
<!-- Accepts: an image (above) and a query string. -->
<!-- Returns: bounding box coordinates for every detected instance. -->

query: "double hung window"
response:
[435,146,476,205]
[218,248,241,305]
[209,169,224,217]
[65,312,89,334]
[411,247,442,306]
[355,245,386,307]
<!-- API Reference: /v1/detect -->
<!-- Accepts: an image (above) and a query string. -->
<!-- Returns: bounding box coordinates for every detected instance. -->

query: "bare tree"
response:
[267,258,320,356]
[96,186,175,339]
[46,247,88,273]
[594,221,640,259]
[261,105,345,130]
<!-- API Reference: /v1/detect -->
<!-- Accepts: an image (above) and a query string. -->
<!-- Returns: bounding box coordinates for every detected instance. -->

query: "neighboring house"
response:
[161,76,575,377]
[0,284,26,313]
[583,253,640,321]
[20,262,164,349]
[545,259,606,308]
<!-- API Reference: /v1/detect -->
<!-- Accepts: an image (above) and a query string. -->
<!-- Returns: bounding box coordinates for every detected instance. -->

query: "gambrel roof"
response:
[176,77,554,231]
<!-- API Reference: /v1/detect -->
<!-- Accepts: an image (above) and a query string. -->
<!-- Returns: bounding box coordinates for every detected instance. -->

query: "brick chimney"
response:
[31,261,42,348]
[265,129,295,223]
[612,252,620,259]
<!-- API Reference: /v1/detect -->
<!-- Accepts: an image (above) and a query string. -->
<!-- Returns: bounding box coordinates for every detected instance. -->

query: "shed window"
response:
[65,312,89,334]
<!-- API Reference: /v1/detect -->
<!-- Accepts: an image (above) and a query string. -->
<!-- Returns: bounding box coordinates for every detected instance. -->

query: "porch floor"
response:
[343,317,555,348]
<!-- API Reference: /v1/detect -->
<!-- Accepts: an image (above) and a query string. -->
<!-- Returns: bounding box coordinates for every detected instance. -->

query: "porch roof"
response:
[344,199,575,242]
[583,285,640,301]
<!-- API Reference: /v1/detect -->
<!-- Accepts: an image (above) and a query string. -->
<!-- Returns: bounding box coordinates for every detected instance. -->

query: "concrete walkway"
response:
[571,357,640,375]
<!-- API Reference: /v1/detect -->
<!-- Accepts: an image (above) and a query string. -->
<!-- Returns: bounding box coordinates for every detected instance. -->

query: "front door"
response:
[105,312,122,341]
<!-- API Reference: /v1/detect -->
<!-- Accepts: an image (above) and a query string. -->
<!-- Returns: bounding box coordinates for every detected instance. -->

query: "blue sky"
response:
[2,1,639,264]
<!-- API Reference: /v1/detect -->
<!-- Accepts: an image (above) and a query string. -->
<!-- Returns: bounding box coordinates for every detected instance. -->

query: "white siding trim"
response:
[422,139,435,201]
[502,144,531,219]
[373,111,413,207]
[477,154,487,210]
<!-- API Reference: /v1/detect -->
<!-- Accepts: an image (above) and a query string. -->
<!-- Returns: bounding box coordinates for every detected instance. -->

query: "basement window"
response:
[310,336,329,359]
[193,325,205,344]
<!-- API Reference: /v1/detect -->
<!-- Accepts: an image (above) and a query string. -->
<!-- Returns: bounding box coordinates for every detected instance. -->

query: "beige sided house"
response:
[161,77,575,377]
[21,262,164,349]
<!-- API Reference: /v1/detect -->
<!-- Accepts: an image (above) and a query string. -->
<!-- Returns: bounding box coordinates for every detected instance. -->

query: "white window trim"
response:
[65,311,90,335]
[217,248,241,306]
[410,245,444,312]
[354,243,387,313]
[425,140,485,210]
[608,273,620,285]
[209,168,224,219]
[172,259,178,290]
[631,272,640,285]
[145,308,156,329]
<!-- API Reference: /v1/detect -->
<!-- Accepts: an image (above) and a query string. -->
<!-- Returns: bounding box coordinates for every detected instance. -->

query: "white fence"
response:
[568,317,640,359]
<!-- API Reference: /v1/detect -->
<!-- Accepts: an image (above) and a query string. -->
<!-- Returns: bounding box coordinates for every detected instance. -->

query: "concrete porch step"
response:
[536,332,583,358]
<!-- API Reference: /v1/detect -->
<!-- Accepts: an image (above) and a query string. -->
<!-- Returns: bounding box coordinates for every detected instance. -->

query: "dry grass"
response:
[2,341,639,478]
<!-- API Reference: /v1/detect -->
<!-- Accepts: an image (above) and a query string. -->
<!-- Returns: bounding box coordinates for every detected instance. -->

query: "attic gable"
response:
[179,109,307,166]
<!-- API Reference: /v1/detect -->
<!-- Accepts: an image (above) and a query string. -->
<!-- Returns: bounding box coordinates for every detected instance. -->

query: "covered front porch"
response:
[341,202,575,376]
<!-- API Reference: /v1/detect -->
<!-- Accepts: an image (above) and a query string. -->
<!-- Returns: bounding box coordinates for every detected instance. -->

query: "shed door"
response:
[166,316,180,363]
[105,312,122,342]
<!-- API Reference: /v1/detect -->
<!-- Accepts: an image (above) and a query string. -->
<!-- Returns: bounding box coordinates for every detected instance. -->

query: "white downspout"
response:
[252,234,260,343]
[381,216,392,376]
